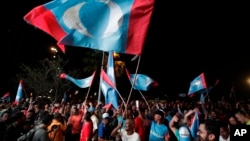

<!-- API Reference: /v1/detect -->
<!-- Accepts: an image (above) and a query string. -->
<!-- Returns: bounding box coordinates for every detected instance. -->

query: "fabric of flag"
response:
[23,0,155,55]
[189,110,199,138]
[200,93,205,103]
[62,92,67,103]
[126,69,158,91]
[100,52,118,109]
[15,80,23,105]
[188,73,207,95]
[60,71,96,88]
[1,92,10,103]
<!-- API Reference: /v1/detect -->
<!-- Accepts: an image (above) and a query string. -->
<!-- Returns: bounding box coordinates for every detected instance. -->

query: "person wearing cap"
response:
[98,112,112,141]
[149,110,170,141]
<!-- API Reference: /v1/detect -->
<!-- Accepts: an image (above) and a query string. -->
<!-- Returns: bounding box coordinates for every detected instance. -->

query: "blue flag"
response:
[126,69,158,91]
[60,71,96,88]
[188,73,207,95]
[24,0,155,55]
[189,111,199,138]
[15,80,23,105]
[100,52,119,109]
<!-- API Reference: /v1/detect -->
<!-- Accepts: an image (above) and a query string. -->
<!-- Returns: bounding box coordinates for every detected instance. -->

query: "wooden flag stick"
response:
[126,55,141,106]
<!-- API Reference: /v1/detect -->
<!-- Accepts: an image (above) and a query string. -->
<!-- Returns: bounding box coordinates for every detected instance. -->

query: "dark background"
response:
[1,0,249,100]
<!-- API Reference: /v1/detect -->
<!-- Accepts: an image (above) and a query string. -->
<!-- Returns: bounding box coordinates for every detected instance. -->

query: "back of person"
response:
[178,126,192,141]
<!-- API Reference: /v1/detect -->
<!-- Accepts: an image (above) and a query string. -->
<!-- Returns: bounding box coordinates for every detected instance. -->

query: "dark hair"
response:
[11,111,24,122]
[84,111,92,122]
[201,119,220,140]
[39,111,53,125]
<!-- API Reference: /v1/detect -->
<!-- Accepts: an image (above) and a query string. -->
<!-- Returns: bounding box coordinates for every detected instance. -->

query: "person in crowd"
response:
[47,112,67,141]
[134,107,151,141]
[111,118,140,141]
[219,121,230,141]
[149,110,171,141]
[4,111,26,141]
[197,119,220,141]
[98,112,112,141]
[31,111,53,141]
[0,110,10,141]
[80,111,93,141]
[88,105,99,141]
[66,105,83,141]
[235,110,250,125]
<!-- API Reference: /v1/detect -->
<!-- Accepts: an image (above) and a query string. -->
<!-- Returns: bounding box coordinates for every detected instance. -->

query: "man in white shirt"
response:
[111,118,140,141]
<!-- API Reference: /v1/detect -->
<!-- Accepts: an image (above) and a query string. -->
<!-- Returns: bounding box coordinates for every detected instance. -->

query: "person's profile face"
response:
[197,123,208,141]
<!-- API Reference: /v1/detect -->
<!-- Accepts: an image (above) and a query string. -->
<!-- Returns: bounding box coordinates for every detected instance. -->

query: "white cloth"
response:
[219,135,230,141]
[120,129,140,141]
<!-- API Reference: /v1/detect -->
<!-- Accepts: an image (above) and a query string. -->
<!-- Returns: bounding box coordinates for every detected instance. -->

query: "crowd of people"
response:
[0,95,249,141]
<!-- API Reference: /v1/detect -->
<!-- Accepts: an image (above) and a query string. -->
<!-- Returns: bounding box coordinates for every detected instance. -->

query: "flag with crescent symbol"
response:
[188,73,207,95]
[60,71,96,88]
[24,0,155,55]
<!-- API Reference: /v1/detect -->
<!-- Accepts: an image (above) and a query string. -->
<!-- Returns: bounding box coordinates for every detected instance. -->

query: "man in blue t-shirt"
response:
[149,110,170,141]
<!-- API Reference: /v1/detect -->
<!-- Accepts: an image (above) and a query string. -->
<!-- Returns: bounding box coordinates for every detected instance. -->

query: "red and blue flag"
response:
[15,80,23,105]
[126,69,158,91]
[24,0,155,55]
[189,110,199,138]
[100,52,119,109]
[188,73,207,95]
[60,71,96,88]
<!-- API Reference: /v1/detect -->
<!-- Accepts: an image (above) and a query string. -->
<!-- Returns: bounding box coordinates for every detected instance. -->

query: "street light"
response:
[50,46,58,58]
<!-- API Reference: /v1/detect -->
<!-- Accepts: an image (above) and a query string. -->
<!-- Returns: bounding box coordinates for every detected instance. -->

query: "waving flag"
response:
[60,71,96,88]
[1,92,10,103]
[100,52,118,109]
[24,0,155,55]
[126,69,158,91]
[188,73,207,95]
[15,80,23,105]
[189,110,199,138]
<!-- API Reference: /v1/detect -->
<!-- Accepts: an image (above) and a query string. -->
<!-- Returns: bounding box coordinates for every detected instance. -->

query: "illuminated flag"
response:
[188,73,207,95]
[60,71,96,88]
[200,93,205,103]
[126,69,158,91]
[100,52,118,109]
[100,69,119,109]
[15,80,23,105]
[23,0,155,55]
[189,110,199,138]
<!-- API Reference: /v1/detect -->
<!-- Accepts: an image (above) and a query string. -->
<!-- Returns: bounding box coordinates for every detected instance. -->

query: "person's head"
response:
[228,114,238,125]
[219,121,229,140]
[26,109,35,120]
[198,120,220,141]
[70,105,79,115]
[125,118,135,132]
[11,111,25,124]
[39,111,53,126]
[235,110,249,124]
[102,112,109,124]
[83,111,92,122]
[154,110,165,122]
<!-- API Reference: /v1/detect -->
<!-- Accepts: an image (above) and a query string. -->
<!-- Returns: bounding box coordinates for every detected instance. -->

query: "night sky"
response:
[1,0,250,100]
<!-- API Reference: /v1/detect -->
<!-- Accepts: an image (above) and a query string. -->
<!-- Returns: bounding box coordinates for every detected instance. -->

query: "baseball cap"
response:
[154,110,164,118]
[102,113,109,119]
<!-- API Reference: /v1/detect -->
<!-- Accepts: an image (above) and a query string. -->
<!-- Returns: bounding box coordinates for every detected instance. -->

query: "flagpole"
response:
[138,90,150,110]
[84,84,92,103]
[126,55,141,106]
[97,51,105,103]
